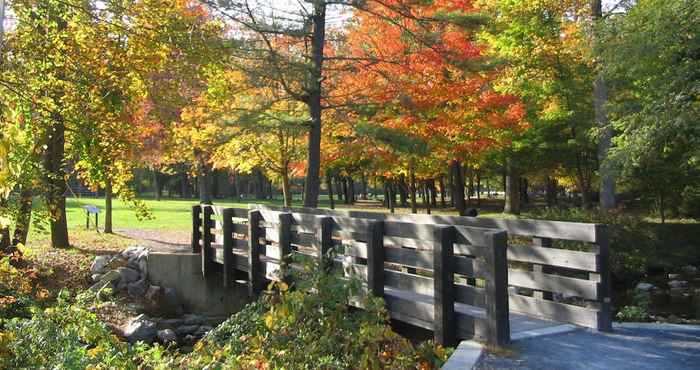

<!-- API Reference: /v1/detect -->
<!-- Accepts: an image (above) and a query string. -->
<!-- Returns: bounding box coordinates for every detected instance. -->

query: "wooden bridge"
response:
[191,204,611,347]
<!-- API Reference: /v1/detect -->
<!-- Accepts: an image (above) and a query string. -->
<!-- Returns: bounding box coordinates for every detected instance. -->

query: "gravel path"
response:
[115,229,191,253]
[477,323,700,370]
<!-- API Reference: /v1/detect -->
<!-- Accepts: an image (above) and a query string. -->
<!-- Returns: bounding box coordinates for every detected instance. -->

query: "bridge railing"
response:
[191,204,510,347]
[251,205,612,332]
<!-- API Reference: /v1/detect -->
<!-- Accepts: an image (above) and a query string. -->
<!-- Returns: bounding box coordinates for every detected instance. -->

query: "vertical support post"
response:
[366,220,384,297]
[201,205,214,277]
[484,230,510,347]
[278,213,293,283]
[222,208,234,287]
[248,210,263,297]
[532,237,553,300]
[191,205,202,253]
[594,224,612,331]
[317,216,333,272]
[433,225,456,347]
[86,210,90,230]
[95,213,99,232]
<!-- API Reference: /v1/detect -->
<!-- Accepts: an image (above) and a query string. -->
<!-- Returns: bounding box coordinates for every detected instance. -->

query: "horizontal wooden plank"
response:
[509,293,600,329]
[342,240,368,258]
[455,284,486,308]
[331,216,374,235]
[384,221,440,241]
[213,248,249,271]
[453,256,489,278]
[291,232,315,247]
[384,290,435,323]
[508,245,599,272]
[232,238,248,249]
[384,269,433,296]
[508,269,599,300]
[251,205,600,242]
[384,236,429,250]
[385,248,432,270]
[232,223,248,235]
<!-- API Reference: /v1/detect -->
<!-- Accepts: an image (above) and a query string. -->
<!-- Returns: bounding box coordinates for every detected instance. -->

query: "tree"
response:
[602,0,700,220]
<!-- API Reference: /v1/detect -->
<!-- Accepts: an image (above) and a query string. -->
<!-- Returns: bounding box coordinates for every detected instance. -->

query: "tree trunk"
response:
[281,167,292,207]
[423,181,431,214]
[196,157,212,204]
[45,115,69,248]
[476,172,481,205]
[153,169,161,201]
[12,187,32,246]
[503,158,520,215]
[438,176,446,208]
[546,176,558,207]
[0,197,9,251]
[342,177,349,204]
[181,172,191,199]
[467,170,474,204]
[388,180,395,213]
[451,160,467,216]
[335,177,343,202]
[398,175,408,207]
[429,179,437,208]
[361,173,368,200]
[326,172,334,209]
[302,2,327,208]
[348,177,355,204]
[592,0,616,211]
[658,191,666,224]
[104,179,113,233]
[409,169,417,214]
[520,177,529,204]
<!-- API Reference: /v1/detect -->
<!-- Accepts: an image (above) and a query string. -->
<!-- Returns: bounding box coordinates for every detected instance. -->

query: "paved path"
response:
[476,323,700,370]
[115,229,190,253]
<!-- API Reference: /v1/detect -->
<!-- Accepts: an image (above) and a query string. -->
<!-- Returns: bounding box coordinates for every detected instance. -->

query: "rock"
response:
[161,288,183,317]
[668,280,689,289]
[90,255,112,275]
[145,285,162,302]
[117,266,141,284]
[127,279,148,297]
[157,318,183,329]
[668,273,681,280]
[182,334,197,345]
[157,329,178,344]
[194,325,213,337]
[670,287,688,297]
[89,270,121,292]
[636,282,656,292]
[123,315,157,343]
[183,314,206,325]
[175,325,200,336]
[91,274,103,283]
[682,265,699,276]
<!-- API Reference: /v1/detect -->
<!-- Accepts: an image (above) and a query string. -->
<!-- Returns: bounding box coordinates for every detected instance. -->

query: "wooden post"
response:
[248,210,263,297]
[191,205,202,253]
[278,213,293,283]
[201,205,214,277]
[366,220,384,297]
[433,225,456,347]
[222,208,234,287]
[532,237,553,300]
[485,230,510,347]
[95,212,99,232]
[86,210,90,230]
[594,224,612,331]
[317,216,333,272]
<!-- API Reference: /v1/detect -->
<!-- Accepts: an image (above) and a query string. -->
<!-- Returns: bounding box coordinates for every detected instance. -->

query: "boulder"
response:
[668,273,681,280]
[635,282,656,292]
[668,280,688,289]
[194,325,213,337]
[183,314,206,325]
[90,255,112,275]
[161,287,184,317]
[89,270,121,293]
[157,329,178,344]
[127,279,148,297]
[117,266,141,284]
[91,274,103,283]
[123,315,157,343]
[175,325,199,336]
[682,265,699,276]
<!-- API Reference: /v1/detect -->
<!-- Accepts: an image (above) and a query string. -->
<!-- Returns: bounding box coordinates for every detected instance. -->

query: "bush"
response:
[0,255,50,323]
[525,207,655,280]
[177,259,452,369]
[0,291,141,369]
[615,290,651,322]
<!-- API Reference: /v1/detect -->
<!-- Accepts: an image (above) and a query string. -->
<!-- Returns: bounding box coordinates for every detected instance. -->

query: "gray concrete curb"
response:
[442,340,483,370]
[613,322,700,332]
[511,324,579,341]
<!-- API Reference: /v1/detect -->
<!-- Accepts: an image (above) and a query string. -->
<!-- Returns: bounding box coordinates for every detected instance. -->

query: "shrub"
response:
[0,255,50,323]
[177,258,452,369]
[615,290,651,322]
[0,291,141,369]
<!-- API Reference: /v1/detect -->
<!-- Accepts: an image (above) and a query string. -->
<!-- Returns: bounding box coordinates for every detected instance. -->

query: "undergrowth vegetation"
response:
[0,250,451,369]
